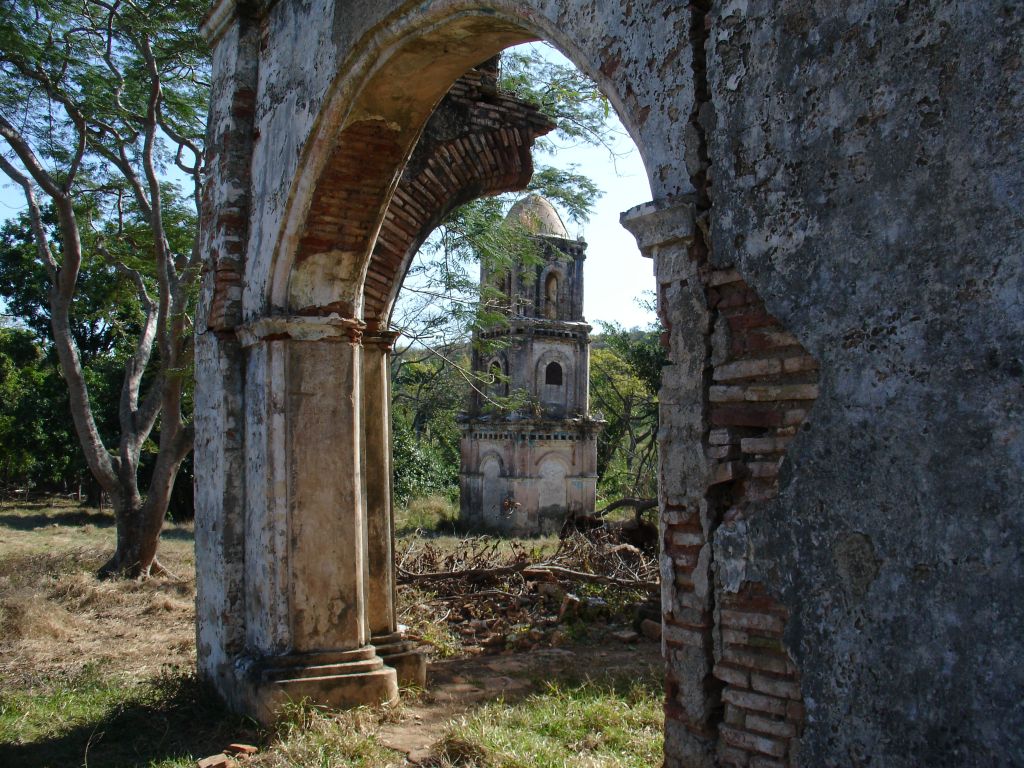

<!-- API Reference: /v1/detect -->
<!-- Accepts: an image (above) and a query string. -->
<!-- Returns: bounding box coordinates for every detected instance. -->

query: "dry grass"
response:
[0,496,662,768]
[0,499,196,690]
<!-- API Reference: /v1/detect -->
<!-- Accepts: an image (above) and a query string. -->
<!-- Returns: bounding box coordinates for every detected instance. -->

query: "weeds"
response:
[431,676,663,768]
[251,701,401,768]
[395,494,460,536]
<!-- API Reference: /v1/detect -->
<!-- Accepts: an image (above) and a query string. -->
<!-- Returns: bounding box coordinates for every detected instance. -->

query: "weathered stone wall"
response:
[196,0,1023,763]
[705,2,1024,765]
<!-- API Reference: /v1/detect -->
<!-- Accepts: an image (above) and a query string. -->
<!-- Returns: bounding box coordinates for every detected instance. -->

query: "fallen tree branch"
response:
[596,497,657,518]
[397,561,530,583]
[398,561,657,593]
[524,565,658,593]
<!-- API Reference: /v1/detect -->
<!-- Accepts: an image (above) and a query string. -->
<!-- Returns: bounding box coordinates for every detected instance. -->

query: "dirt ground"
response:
[379,642,662,763]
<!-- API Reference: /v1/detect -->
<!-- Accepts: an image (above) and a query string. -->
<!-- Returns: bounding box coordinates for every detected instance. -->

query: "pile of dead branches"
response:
[396,533,660,654]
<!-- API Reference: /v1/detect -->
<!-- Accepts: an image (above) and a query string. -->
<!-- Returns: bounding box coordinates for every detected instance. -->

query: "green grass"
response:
[0,665,249,768]
[433,676,663,768]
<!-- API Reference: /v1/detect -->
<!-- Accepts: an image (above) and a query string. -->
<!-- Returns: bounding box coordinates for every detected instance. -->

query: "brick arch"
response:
[259,4,656,321]
[362,67,554,329]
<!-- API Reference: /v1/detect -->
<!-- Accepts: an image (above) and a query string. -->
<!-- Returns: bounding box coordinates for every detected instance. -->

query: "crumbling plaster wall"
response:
[238,0,694,321]
[195,0,1024,763]
[705,1,1024,764]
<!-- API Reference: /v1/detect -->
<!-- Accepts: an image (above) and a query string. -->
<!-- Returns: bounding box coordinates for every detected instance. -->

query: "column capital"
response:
[237,314,365,347]
[201,0,276,44]
[362,330,402,351]
[620,196,697,256]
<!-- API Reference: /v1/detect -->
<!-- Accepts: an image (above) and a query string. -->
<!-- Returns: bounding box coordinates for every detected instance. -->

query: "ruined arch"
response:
[199,3,814,761]
[195,2,1021,767]
[256,4,655,325]
[199,3,813,761]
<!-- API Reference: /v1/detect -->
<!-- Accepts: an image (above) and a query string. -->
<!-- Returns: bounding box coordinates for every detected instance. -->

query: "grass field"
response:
[0,497,663,767]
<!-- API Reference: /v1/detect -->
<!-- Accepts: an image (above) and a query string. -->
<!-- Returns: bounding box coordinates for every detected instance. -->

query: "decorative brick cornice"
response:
[361,330,401,351]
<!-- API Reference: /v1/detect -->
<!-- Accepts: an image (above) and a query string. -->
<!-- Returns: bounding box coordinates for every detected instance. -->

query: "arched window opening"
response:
[545,361,563,386]
[489,360,507,396]
[544,272,559,319]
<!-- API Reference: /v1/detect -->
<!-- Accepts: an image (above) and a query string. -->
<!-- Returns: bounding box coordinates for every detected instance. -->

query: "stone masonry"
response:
[459,194,602,535]
[195,2,1024,765]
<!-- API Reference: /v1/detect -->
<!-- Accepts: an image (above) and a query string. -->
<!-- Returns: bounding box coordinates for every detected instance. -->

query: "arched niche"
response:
[535,349,574,414]
[536,453,569,515]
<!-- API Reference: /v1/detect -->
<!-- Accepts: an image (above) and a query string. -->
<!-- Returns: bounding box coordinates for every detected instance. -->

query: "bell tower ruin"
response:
[459,195,601,535]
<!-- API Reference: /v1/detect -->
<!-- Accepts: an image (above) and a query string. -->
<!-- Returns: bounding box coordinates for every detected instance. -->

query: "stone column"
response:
[362,330,427,687]
[622,198,718,768]
[237,315,398,722]
[194,0,260,714]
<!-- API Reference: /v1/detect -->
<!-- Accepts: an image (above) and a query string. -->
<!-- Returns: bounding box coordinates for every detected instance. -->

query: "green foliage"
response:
[391,416,459,507]
[0,326,86,489]
[0,193,198,499]
[500,43,612,153]
[590,322,666,501]
[434,677,663,768]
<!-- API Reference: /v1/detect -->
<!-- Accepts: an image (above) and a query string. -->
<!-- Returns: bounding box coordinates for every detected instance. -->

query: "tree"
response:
[590,321,665,501]
[0,0,207,576]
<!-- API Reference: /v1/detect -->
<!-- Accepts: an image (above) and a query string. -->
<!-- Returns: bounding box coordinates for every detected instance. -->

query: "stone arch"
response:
[255,4,660,324]
[197,3,823,765]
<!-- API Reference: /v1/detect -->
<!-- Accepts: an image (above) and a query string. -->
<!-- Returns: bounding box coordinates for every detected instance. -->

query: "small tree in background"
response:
[590,321,664,502]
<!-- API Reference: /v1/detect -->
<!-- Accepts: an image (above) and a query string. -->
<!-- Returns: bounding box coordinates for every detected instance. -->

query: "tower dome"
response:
[504,194,569,238]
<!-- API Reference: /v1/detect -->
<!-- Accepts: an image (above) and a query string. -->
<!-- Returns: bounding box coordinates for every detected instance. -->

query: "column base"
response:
[247,646,399,723]
[373,630,428,688]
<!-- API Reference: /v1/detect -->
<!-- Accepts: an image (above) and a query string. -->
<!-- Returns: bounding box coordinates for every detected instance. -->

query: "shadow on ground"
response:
[0,508,115,531]
[0,675,252,768]
[0,507,194,543]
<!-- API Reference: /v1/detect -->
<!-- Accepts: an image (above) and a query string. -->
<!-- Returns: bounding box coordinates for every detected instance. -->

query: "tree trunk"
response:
[98,492,151,578]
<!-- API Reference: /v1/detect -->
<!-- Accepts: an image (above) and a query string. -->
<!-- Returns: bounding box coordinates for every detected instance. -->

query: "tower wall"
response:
[460,201,601,535]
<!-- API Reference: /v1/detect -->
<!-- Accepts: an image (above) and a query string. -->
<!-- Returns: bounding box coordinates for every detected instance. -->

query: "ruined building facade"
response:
[195,2,1024,766]
[459,195,600,535]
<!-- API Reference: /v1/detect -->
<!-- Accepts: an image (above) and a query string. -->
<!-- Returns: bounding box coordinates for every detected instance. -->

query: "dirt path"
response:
[378,640,663,764]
